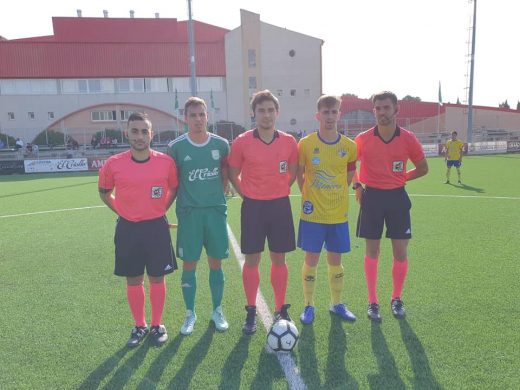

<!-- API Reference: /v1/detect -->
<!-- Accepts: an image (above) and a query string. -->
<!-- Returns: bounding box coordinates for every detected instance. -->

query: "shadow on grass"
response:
[368,322,405,390]
[250,347,285,389]
[399,319,442,390]
[167,325,214,389]
[446,182,484,193]
[136,334,184,390]
[324,314,358,389]
[100,341,152,390]
[77,346,130,390]
[218,334,252,390]
[298,324,321,388]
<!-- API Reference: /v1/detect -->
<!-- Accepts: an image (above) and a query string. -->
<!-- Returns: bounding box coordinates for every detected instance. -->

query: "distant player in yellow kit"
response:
[297,95,357,324]
[445,131,464,184]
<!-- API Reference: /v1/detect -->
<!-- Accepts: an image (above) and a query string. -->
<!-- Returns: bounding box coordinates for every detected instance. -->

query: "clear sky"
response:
[1,0,518,108]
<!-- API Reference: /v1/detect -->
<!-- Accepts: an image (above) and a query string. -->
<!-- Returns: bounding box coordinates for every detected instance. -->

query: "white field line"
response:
[285,193,520,200]
[0,205,105,218]
[2,191,518,219]
[226,224,306,390]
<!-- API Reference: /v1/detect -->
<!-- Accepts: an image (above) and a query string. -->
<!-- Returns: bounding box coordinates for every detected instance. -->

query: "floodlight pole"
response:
[467,0,477,143]
[187,0,198,96]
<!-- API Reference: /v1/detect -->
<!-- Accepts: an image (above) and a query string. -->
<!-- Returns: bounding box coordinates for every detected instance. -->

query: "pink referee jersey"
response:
[98,150,178,222]
[228,129,298,200]
[355,126,425,190]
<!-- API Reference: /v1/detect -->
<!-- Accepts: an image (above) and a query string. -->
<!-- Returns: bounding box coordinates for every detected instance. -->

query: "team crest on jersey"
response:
[337,148,347,157]
[279,160,288,173]
[151,186,163,199]
[211,150,220,160]
[303,201,314,214]
[392,161,404,172]
[312,157,320,165]
[313,147,320,154]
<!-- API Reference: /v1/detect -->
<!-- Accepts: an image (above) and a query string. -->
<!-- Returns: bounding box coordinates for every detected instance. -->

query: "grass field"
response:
[1,154,519,389]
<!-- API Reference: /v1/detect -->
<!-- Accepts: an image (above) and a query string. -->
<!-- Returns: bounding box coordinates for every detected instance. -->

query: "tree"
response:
[499,100,510,109]
[456,97,461,105]
[341,93,358,98]
[517,100,520,111]
[402,95,421,101]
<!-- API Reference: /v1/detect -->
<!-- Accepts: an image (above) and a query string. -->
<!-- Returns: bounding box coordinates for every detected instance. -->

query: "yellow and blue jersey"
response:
[446,139,464,160]
[298,132,357,224]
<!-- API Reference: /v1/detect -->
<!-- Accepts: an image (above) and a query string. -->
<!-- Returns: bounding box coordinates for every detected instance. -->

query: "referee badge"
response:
[211,150,220,160]
[392,161,404,172]
[151,186,164,198]
[279,160,288,173]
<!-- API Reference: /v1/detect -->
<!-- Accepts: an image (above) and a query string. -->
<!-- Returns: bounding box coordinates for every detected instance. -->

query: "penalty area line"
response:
[227,224,306,390]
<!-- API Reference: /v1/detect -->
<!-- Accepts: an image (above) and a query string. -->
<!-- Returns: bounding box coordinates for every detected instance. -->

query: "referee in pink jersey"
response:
[99,112,178,347]
[229,90,298,335]
[353,91,428,322]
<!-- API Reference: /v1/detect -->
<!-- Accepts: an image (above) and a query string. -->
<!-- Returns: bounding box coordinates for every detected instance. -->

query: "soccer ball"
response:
[267,319,299,353]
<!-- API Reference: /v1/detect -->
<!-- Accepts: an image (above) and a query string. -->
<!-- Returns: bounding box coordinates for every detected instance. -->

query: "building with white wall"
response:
[0,9,323,146]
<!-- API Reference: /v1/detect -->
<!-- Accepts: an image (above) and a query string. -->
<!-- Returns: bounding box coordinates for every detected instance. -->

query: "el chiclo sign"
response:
[24,158,88,173]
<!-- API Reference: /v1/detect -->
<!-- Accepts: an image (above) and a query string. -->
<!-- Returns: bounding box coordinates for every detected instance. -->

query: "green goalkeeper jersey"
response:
[167,133,229,210]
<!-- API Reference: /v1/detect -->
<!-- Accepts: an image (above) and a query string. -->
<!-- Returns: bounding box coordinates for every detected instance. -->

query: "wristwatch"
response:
[352,182,363,190]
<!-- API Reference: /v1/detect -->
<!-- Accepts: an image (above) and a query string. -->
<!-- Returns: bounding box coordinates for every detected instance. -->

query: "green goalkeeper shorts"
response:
[176,206,229,261]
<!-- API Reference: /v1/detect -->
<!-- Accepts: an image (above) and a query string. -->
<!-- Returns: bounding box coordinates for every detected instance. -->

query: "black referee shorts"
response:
[240,196,296,254]
[356,186,412,240]
[114,216,177,277]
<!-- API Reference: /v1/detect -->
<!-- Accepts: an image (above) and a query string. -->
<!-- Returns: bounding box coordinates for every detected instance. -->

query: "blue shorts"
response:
[297,220,351,253]
[447,160,461,168]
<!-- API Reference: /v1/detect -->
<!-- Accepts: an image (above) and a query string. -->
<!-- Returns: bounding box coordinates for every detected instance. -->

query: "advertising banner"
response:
[0,160,25,175]
[467,141,507,155]
[507,140,520,153]
[24,158,88,173]
[422,144,439,157]
[438,143,469,157]
[87,157,108,171]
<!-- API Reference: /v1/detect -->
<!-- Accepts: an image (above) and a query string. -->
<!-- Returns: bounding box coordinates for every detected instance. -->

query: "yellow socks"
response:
[301,263,317,306]
[328,264,344,305]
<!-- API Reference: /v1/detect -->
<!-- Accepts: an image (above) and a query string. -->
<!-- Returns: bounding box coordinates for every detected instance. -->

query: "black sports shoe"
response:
[242,305,257,335]
[127,326,149,348]
[150,325,168,346]
[367,303,382,322]
[391,298,406,319]
[274,303,292,322]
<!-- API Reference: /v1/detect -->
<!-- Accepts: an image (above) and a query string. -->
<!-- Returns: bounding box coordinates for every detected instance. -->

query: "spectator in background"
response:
[0,139,5,149]
[91,135,99,149]
[32,143,39,158]
[15,138,24,150]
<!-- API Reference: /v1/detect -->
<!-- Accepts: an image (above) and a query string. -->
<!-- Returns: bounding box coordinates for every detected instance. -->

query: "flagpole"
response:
[437,81,442,142]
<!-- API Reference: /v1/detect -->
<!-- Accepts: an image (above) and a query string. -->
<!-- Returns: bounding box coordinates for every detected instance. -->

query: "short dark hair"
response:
[250,89,279,113]
[317,95,341,110]
[371,91,398,105]
[184,97,207,117]
[127,112,151,125]
[451,131,458,136]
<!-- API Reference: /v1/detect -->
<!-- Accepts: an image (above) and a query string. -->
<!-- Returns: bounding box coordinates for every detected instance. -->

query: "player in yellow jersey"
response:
[445,131,464,184]
[297,95,357,324]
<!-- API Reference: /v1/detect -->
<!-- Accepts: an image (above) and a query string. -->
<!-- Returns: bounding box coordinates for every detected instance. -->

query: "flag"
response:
[174,88,179,110]
[210,89,215,110]
[438,81,443,106]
